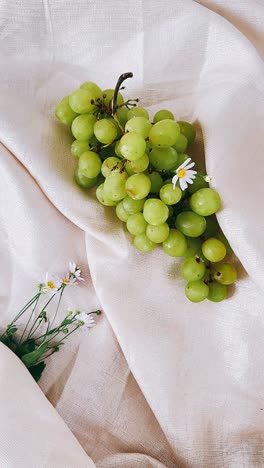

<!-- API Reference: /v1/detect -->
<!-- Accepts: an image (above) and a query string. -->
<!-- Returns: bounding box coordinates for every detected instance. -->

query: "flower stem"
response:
[111,72,133,116]
[111,72,133,132]
[0,293,40,341]
[27,292,56,340]
[18,293,41,344]
[52,325,80,347]
[48,287,64,333]
[11,294,40,324]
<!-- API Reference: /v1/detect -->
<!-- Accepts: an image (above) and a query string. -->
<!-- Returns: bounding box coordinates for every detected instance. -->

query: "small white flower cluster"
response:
[40,262,84,294]
[66,308,98,329]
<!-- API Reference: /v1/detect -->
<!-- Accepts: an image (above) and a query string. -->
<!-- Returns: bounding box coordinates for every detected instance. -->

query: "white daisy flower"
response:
[60,273,77,287]
[76,312,97,328]
[69,262,84,282]
[172,158,197,191]
[40,273,60,294]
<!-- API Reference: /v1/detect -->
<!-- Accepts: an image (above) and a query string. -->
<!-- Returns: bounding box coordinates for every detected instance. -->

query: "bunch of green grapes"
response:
[55,72,238,303]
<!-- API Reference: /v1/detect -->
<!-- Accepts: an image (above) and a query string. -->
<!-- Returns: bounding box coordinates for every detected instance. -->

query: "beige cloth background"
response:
[1,1,264,467]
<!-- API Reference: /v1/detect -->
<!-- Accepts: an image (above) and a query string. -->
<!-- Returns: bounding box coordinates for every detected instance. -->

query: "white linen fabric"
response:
[0,343,95,468]
[1,1,264,467]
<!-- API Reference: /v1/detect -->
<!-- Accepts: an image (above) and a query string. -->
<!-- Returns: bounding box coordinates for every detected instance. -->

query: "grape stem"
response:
[112,72,133,116]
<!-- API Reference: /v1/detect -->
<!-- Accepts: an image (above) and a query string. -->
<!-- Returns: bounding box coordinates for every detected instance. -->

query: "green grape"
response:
[71,114,96,141]
[175,211,206,237]
[180,257,206,281]
[190,188,221,216]
[208,282,227,302]
[119,132,146,161]
[133,233,156,252]
[177,121,196,145]
[126,153,149,173]
[148,172,163,193]
[69,89,95,114]
[71,140,90,158]
[123,196,145,214]
[116,201,130,222]
[149,119,180,148]
[176,153,190,167]
[187,175,209,194]
[185,280,209,302]
[162,229,187,257]
[146,223,169,243]
[125,117,152,139]
[96,183,118,206]
[143,199,169,225]
[160,184,182,205]
[115,140,123,158]
[153,109,174,123]
[94,118,118,144]
[127,107,149,120]
[183,237,201,258]
[101,157,122,177]
[80,81,103,102]
[104,171,128,201]
[116,107,129,127]
[126,213,147,236]
[125,165,136,176]
[215,230,233,254]
[202,238,226,262]
[74,168,98,189]
[55,96,78,125]
[125,173,151,200]
[149,147,178,170]
[102,89,124,106]
[78,151,102,178]
[203,215,219,238]
[214,264,237,285]
[173,134,188,153]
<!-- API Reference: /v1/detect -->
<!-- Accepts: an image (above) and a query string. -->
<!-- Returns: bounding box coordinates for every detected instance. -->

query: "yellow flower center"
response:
[62,278,70,283]
[177,168,187,178]
[47,281,55,289]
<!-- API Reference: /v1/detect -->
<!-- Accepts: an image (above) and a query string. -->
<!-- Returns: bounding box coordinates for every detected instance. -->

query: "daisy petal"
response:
[187,170,197,177]
[185,162,195,170]
[172,174,178,189]
[186,173,196,180]
[179,178,188,191]
[69,262,76,273]
[177,157,192,171]
[186,178,194,184]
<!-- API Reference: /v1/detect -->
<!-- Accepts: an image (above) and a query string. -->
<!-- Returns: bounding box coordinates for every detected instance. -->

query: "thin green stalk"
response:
[34,323,70,350]
[52,325,80,347]
[27,292,56,340]
[11,294,40,325]
[19,293,41,344]
[47,287,64,333]
[0,293,40,341]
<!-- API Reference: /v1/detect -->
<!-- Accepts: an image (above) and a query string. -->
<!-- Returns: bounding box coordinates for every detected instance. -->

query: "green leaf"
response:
[21,343,49,367]
[15,339,36,358]
[28,361,46,382]
[7,325,18,336]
